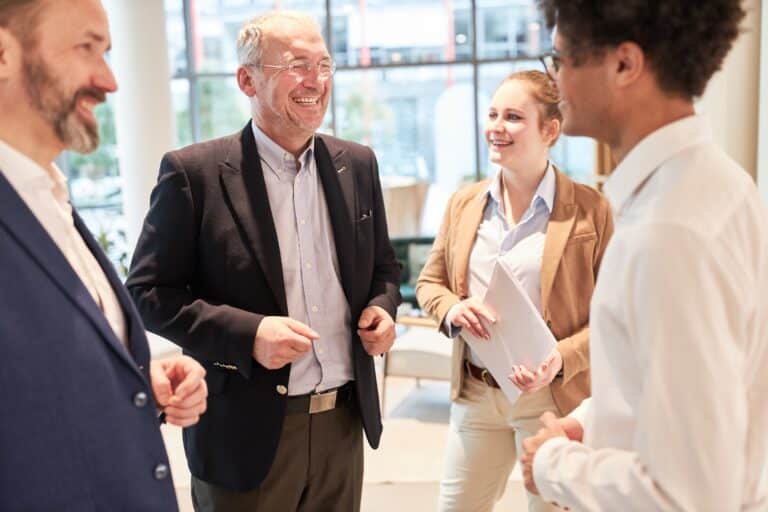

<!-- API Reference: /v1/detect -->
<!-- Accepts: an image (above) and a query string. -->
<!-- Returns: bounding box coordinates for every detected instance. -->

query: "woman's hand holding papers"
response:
[446,297,496,340]
[508,347,563,393]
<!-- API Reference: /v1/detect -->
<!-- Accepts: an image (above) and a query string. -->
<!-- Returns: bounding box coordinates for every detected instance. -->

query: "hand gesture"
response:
[150,355,208,427]
[446,297,496,340]
[509,347,562,393]
[520,411,579,495]
[253,316,319,370]
[357,306,396,356]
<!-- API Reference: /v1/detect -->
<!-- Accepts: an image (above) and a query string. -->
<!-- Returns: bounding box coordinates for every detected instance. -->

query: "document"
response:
[461,262,557,403]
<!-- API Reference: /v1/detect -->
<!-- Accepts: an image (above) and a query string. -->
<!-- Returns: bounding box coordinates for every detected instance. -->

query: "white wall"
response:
[698,0,762,181]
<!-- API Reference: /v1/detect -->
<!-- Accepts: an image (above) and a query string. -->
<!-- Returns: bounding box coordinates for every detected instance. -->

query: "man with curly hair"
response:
[520,1,768,510]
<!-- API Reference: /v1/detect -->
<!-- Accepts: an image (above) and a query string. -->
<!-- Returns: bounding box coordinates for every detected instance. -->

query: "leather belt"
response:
[464,360,500,388]
[284,382,355,415]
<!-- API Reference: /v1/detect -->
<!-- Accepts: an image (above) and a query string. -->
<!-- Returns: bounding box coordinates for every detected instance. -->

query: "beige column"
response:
[103,0,176,253]
[697,0,761,181]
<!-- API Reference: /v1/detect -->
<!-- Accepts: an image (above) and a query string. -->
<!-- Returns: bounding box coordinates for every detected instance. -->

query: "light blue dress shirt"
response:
[454,163,556,367]
[252,122,353,395]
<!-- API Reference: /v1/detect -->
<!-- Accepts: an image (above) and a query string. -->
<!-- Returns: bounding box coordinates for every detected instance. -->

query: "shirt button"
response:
[153,463,169,480]
[300,219,306,225]
[305,263,312,269]
[311,306,318,312]
[276,385,288,395]
[133,391,148,408]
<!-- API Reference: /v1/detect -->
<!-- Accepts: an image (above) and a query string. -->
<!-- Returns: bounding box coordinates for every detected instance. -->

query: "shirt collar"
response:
[486,161,556,214]
[251,120,315,178]
[603,114,712,216]
[0,138,69,202]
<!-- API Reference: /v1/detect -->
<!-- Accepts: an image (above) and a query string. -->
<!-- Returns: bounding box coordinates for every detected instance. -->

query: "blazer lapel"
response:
[454,188,488,297]
[219,125,288,314]
[0,173,141,375]
[540,168,576,309]
[314,136,357,307]
[72,211,149,372]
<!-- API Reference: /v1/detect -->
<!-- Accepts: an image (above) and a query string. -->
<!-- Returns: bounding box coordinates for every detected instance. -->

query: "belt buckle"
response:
[480,368,494,387]
[309,389,337,414]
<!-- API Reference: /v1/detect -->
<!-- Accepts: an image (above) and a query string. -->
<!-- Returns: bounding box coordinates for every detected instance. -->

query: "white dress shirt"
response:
[251,123,353,395]
[445,163,555,367]
[533,116,768,511]
[0,139,128,346]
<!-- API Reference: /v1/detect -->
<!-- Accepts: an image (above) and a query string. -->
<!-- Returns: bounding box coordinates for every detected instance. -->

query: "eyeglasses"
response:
[539,52,561,81]
[259,60,337,79]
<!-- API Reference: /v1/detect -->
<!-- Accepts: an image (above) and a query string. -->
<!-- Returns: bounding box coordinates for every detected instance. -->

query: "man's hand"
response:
[150,355,208,428]
[357,306,395,356]
[521,411,581,495]
[253,316,319,370]
[509,347,563,393]
[446,297,496,340]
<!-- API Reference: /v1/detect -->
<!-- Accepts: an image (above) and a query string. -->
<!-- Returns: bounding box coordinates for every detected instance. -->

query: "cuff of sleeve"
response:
[533,437,571,503]
[445,320,461,338]
[443,304,462,338]
[567,397,590,427]
[554,330,588,385]
[367,292,398,320]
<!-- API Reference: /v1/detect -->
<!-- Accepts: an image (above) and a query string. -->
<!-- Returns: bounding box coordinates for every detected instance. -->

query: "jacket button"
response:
[154,463,169,480]
[276,385,288,395]
[133,391,148,408]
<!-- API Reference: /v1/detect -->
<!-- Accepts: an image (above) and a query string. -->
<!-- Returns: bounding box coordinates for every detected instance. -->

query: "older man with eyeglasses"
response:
[126,11,401,512]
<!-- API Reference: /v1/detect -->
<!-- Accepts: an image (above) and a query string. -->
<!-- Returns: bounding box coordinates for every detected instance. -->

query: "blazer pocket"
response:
[206,366,233,395]
[356,209,373,223]
[567,232,597,244]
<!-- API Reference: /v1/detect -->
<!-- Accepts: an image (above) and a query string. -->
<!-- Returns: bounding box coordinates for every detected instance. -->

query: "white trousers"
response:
[438,372,563,512]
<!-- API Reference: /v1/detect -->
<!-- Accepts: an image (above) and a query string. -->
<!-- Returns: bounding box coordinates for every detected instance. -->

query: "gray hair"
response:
[236,10,321,67]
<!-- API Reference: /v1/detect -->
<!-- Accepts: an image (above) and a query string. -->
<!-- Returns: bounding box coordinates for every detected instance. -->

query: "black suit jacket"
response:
[127,123,401,491]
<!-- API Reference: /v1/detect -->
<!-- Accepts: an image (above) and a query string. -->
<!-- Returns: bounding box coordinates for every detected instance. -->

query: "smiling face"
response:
[484,79,556,173]
[552,31,612,140]
[249,19,331,152]
[16,0,117,154]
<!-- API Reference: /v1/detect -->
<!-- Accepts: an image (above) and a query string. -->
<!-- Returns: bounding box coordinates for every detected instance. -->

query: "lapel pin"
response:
[336,165,347,174]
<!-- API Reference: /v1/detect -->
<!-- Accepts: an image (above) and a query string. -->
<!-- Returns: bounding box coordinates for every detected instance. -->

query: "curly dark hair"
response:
[537,0,746,98]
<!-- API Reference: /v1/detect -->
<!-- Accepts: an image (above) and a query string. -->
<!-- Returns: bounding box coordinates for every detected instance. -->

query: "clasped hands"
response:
[447,298,562,393]
[521,412,584,496]
[252,306,396,369]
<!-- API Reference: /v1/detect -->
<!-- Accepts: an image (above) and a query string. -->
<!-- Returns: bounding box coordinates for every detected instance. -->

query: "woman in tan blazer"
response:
[416,70,613,512]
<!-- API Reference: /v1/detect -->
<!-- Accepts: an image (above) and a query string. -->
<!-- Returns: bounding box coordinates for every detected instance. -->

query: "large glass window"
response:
[330,0,472,67]
[167,0,596,237]
[58,82,128,274]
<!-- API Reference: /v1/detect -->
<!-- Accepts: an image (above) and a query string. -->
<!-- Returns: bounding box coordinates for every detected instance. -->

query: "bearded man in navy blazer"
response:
[0,1,209,510]
[127,10,401,512]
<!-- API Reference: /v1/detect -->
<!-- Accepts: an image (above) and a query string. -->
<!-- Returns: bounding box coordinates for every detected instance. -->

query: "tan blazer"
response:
[416,168,613,414]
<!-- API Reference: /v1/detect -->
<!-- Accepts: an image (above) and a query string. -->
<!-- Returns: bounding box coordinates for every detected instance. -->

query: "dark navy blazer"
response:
[0,172,178,511]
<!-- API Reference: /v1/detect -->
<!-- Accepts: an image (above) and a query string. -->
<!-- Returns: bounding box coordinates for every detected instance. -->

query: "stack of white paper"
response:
[461,262,557,403]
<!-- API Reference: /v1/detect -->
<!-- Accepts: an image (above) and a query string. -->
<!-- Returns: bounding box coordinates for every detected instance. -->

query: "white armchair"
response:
[381,322,452,414]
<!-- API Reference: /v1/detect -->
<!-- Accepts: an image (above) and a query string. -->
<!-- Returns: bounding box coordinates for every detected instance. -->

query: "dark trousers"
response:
[191,401,364,512]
